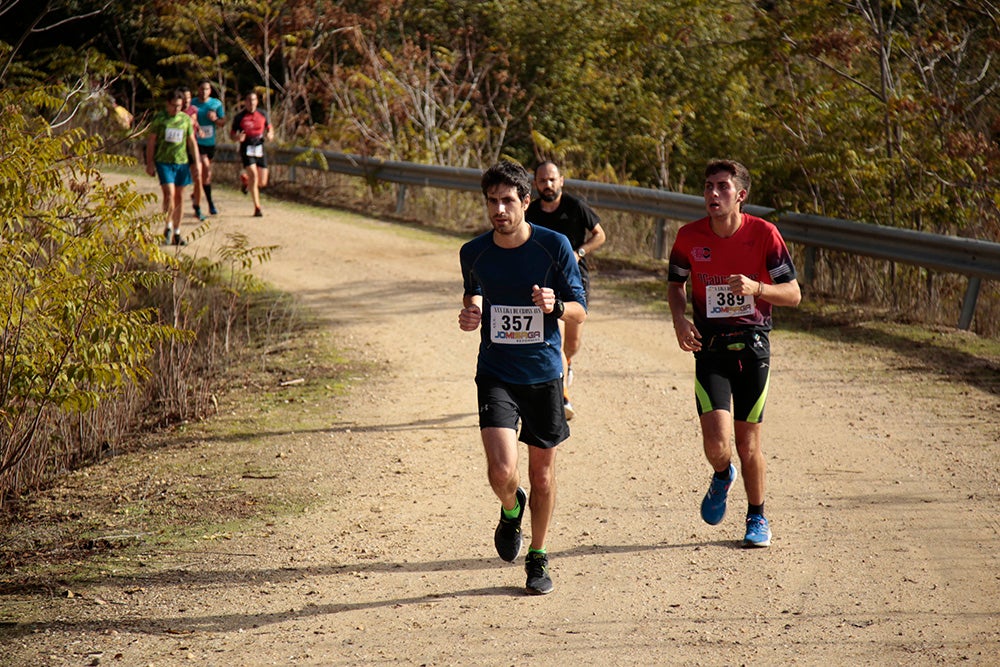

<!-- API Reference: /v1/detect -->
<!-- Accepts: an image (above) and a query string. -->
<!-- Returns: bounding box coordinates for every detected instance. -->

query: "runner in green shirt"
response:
[145,89,200,246]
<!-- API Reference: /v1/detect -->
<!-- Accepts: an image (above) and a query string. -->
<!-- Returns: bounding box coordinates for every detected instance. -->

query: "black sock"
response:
[748,502,764,517]
[713,467,731,481]
[203,184,214,206]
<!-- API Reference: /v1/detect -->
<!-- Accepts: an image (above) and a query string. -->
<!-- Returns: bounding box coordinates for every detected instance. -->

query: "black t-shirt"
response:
[526,192,600,253]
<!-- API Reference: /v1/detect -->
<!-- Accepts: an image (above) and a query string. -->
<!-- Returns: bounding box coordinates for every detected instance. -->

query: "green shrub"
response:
[0,92,181,499]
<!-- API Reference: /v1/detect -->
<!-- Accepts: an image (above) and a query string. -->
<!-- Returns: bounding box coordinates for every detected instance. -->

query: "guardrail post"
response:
[653,218,667,260]
[803,246,816,284]
[396,184,407,215]
[958,276,981,331]
[289,164,297,184]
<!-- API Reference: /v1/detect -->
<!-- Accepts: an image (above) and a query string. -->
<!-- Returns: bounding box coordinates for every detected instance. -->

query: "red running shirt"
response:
[232,109,270,142]
[183,106,201,136]
[667,213,796,335]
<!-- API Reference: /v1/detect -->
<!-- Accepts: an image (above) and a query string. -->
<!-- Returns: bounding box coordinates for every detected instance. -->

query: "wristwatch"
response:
[577,248,587,258]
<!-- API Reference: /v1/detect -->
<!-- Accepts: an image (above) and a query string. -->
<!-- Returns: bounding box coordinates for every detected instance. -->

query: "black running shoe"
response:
[494,486,526,562]
[172,232,186,247]
[253,207,263,217]
[524,551,553,595]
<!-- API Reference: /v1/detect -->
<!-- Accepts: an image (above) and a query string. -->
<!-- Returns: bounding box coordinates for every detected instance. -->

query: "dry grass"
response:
[0,303,359,593]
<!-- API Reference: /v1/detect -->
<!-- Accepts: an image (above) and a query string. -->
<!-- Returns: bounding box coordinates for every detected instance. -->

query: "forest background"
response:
[7,0,999,325]
[0,0,998,499]
[5,1,999,286]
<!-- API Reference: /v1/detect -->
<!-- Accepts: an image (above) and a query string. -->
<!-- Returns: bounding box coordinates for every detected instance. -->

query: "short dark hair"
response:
[481,160,532,200]
[705,159,751,204]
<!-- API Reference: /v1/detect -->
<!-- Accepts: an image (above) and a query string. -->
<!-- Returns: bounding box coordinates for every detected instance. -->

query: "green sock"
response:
[529,547,546,555]
[502,499,521,520]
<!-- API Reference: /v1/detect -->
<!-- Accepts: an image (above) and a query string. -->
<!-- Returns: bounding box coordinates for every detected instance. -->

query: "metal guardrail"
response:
[217,146,1000,330]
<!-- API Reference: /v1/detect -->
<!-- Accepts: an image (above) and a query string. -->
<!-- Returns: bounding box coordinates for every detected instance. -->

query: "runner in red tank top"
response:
[230,91,273,217]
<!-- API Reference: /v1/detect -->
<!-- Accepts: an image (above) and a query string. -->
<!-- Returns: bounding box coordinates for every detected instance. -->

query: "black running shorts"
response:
[476,376,569,449]
[240,143,268,168]
[694,331,771,423]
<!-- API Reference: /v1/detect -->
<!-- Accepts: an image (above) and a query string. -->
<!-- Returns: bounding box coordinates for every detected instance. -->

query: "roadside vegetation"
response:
[0,301,358,596]
[0,88,287,504]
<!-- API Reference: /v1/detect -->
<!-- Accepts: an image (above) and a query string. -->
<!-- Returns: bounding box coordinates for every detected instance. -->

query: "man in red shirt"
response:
[667,159,801,548]
[180,87,206,221]
[230,91,273,217]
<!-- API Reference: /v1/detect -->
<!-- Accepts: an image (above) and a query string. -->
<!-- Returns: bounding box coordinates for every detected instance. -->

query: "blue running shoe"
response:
[700,463,737,525]
[494,487,527,562]
[744,514,772,547]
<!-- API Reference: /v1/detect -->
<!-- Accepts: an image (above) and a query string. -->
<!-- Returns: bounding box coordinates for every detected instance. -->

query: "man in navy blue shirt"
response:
[459,161,587,595]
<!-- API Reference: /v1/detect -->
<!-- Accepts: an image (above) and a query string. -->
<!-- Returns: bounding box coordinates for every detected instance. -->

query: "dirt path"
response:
[3,174,999,666]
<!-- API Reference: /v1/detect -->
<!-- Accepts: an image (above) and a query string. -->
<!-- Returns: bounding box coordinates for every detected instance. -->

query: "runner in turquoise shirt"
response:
[191,80,225,215]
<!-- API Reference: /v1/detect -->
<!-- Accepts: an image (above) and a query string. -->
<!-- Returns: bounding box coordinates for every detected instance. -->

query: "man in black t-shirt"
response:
[527,161,607,420]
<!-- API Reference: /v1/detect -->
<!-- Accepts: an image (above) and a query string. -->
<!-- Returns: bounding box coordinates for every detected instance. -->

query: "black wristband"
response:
[552,299,565,318]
